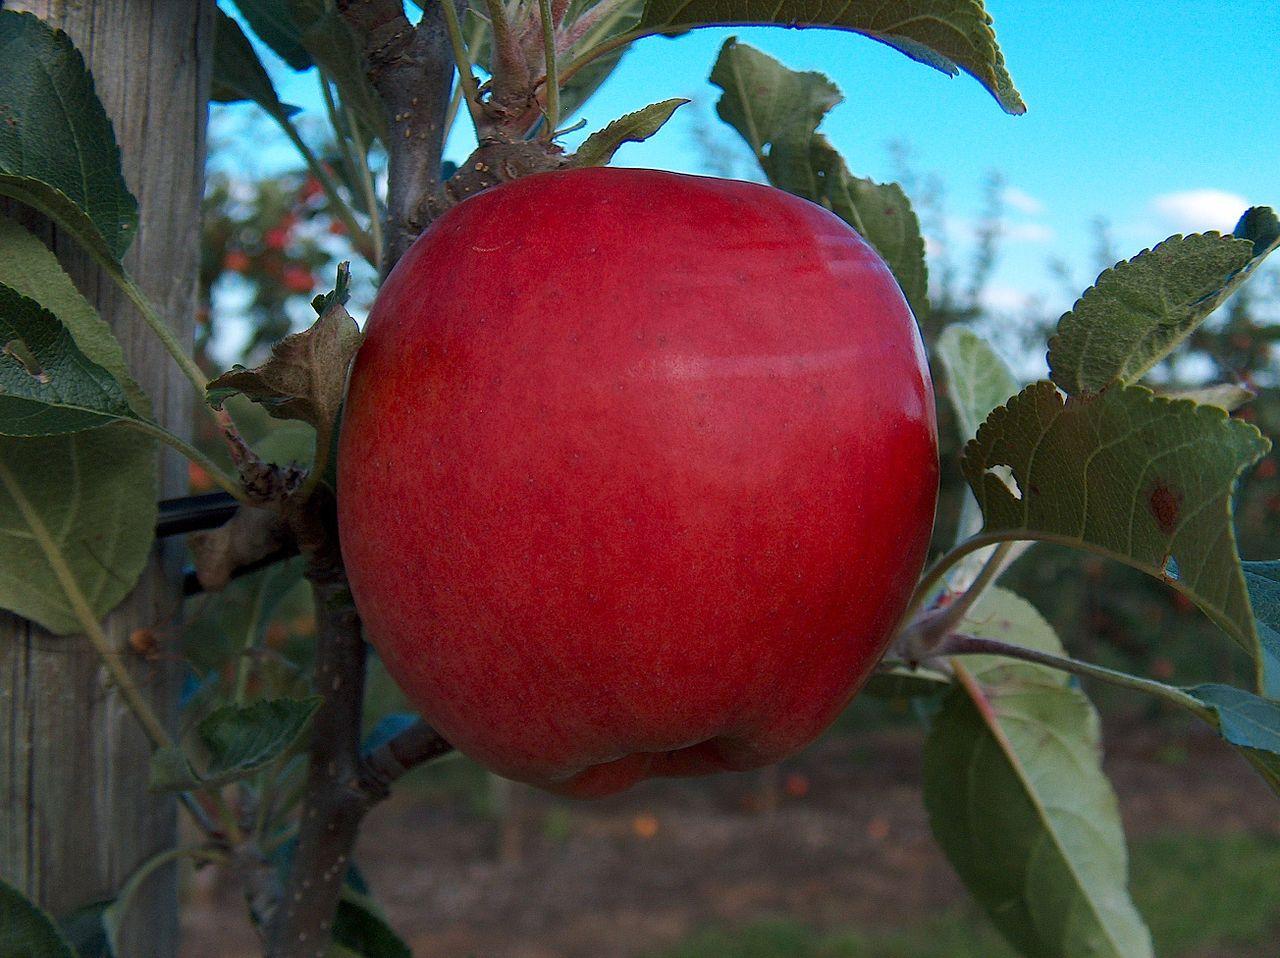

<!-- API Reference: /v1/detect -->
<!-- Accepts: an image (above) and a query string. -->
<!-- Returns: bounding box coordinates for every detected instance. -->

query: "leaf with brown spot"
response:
[962,381,1269,656]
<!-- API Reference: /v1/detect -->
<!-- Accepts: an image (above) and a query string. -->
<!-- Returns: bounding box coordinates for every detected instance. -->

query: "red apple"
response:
[337,167,938,797]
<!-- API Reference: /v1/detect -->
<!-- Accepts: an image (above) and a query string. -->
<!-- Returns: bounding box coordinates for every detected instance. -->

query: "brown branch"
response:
[262,9,463,955]
[267,490,365,958]
[188,506,295,593]
[336,0,456,271]
[361,720,454,799]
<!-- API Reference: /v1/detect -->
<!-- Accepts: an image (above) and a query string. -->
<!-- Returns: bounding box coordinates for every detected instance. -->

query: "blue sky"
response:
[215,2,1280,330]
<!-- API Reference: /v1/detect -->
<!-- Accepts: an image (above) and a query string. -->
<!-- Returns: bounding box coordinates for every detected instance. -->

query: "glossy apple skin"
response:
[337,167,938,798]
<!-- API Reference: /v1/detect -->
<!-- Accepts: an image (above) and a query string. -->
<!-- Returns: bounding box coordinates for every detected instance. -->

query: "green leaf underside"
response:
[572,98,689,167]
[925,588,1153,958]
[233,0,314,70]
[150,696,321,792]
[0,877,76,958]
[1242,560,1280,699]
[0,282,141,436]
[0,214,149,417]
[937,325,1019,442]
[709,39,928,319]
[287,0,388,143]
[642,0,1025,114]
[0,10,139,263]
[962,381,1269,654]
[1188,683,1280,797]
[1049,212,1279,396]
[0,425,157,635]
[213,7,300,118]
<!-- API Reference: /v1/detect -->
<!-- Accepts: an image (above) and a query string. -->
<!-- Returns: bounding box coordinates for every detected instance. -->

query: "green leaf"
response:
[936,325,1019,442]
[287,0,388,142]
[150,696,321,792]
[0,877,77,958]
[1242,560,1280,699]
[233,0,314,70]
[333,888,412,958]
[643,0,1025,114]
[962,382,1269,655]
[207,263,361,445]
[0,282,144,436]
[925,588,1153,958]
[213,7,301,119]
[1049,210,1279,395]
[0,214,148,417]
[0,10,139,264]
[710,38,842,187]
[571,98,689,167]
[0,425,157,635]
[709,40,929,318]
[1187,683,1280,796]
[809,140,929,321]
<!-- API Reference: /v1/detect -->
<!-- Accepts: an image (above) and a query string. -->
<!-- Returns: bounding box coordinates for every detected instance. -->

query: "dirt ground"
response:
[180,720,1279,958]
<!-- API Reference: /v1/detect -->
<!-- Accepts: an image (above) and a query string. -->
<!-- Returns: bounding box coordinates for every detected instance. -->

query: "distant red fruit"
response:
[784,772,810,798]
[299,176,324,202]
[264,218,294,250]
[188,461,213,492]
[222,249,251,273]
[282,264,314,294]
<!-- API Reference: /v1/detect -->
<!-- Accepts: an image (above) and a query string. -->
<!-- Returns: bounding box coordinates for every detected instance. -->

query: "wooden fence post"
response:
[0,2,215,954]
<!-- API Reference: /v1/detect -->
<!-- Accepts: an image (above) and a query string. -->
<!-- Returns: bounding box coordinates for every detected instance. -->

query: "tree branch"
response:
[261,9,466,954]
[336,0,456,271]
[267,491,365,958]
[361,720,454,798]
[188,506,295,592]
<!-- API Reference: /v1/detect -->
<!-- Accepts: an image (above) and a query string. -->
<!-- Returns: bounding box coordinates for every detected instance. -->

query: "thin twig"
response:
[537,0,559,136]
[933,632,1214,719]
[441,0,485,133]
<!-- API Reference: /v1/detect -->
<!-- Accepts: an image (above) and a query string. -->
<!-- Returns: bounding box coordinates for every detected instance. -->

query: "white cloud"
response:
[1151,189,1249,233]
[1004,222,1056,244]
[980,283,1036,314]
[1003,186,1045,215]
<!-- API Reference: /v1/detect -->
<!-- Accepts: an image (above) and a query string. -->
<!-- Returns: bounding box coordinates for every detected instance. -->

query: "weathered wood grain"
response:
[0,2,215,954]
